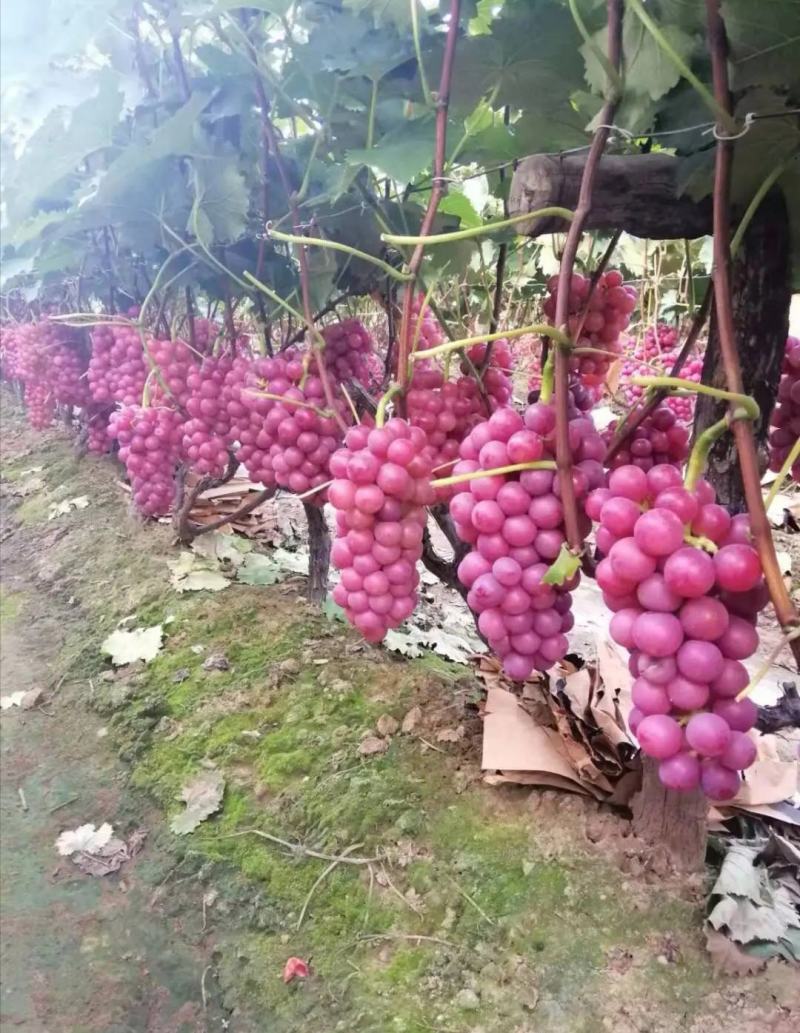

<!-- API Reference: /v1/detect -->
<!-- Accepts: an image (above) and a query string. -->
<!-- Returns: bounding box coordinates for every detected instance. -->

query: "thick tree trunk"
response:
[631,758,707,872]
[509,153,712,239]
[303,501,330,605]
[693,191,791,509]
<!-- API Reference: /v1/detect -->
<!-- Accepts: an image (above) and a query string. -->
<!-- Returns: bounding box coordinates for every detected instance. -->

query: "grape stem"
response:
[242,389,334,418]
[684,416,729,491]
[539,349,555,404]
[763,438,800,513]
[411,323,569,363]
[736,627,800,702]
[630,375,760,421]
[266,227,413,282]
[553,0,623,556]
[410,0,432,106]
[705,0,800,668]
[395,0,462,399]
[382,208,574,247]
[375,382,403,427]
[431,460,556,489]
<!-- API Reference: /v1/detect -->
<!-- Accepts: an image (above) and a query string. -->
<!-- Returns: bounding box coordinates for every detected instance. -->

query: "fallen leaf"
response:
[202,654,230,672]
[48,495,89,520]
[101,625,163,666]
[191,531,251,567]
[56,822,114,856]
[401,706,423,734]
[11,475,44,496]
[236,553,288,586]
[376,714,399,737]
[436,726,465,743]
[20,687,43,709]
[1,691,28,710]
[282,957,310,983]
[705,929,767,976]
[358,735,388,757]
[168,552,230,593]
[170,770,225,835]
[72,836,130,876]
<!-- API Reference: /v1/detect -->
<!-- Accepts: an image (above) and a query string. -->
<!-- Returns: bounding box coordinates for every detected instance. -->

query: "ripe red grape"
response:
[767,336,800,484]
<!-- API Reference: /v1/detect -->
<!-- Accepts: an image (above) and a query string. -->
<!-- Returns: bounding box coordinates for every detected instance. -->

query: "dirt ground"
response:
[1,400,797,1033]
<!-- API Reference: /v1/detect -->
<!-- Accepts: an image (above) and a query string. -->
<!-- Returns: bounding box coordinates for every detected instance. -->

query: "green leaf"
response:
[191,157,249,247]
[542,544,581,586]
[582,11,697,102]
[438,190,482,229]
[343,0,418,31]
[6,70,124,223]
[101,625,164,666]
[722,0,800,91]
[94,91,215,207]
[347,116,436,183]
[236,553,288,586]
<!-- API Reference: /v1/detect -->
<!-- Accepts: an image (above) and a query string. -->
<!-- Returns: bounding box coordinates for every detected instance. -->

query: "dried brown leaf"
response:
[358,735,388,757]
[400,706,423,734]
[376,714,400,737]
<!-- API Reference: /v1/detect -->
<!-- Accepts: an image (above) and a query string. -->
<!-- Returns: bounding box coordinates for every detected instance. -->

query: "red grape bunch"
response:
[407,291,445,351]
[85,405,115,455]
[329,419,436,641]
[181,354,237,478]
[321,319,381,390]
[88,325,148,407]
[448,393,605,680]
[235,349,350,500]
[620,323,704,424]
[462,339,513,409]
[148,337,200,410]
[543,270,637,389]
[768,336,800,484]
[12,322,88,429]
[602,401,690,471]
[587,464,767,799]
[109,405,184,516]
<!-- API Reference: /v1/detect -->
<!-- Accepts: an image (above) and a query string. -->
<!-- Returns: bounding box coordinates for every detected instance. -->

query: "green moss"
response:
[0,588,22,621]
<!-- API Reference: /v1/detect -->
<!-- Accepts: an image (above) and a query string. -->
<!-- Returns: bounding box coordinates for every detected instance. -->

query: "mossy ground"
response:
[1,402,793,1033]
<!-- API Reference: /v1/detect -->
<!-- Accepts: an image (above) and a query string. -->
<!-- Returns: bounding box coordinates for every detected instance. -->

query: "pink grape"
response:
[632,612,683,657]
[659,752,701,791]
[685,712,731,758]
[636,714,683,759]
[712,697,758,733]
[700,762,741,800]
[719,731,757,771]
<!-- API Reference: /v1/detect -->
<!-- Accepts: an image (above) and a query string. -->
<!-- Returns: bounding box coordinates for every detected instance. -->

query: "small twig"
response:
[378,865,424,915]
[221,828,380,865]
[445,873,496,925]
[18,788,28,812]
[417,737,446,754]
[297,843,365,929]
[357,933,457,949]
[48,795,78,814]
[364,863,375,930]
[200,965,212,1011]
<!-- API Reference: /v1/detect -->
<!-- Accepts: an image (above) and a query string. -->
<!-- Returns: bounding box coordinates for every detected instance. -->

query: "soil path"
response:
[0,582,219,1031]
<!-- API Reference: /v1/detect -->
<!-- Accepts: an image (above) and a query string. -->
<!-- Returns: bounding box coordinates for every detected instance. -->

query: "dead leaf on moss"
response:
[101,625,163,666]
[376,714,399,737]
[401,706,422,734]
[358,735,388,757]
[170,770,225,834]
[436,726,464,743]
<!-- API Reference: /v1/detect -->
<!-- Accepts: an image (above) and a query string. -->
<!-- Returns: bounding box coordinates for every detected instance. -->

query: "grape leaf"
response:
[170,770,225,835]
[191,157,250,246]
[722,0,800,91]
[344,0,419,31]
[542,544,582,586]
[438,191,482,230]
[347,116,436,183]
[101,625,164,666]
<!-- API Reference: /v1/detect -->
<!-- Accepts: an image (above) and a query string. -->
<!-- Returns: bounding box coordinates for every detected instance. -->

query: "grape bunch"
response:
[181,354,236,478]
[148,337,200,410]
[88,325,148,407]
[11,322,88,428]
[50,341,90,407]
[407,292,445,351]
[620,324,704,424]
[587,464,766,799]
[462,339,513,409]
[110,405,184,516]
[768,336,800,484]
[329,419,435,641]
[85,405,115,455]
[321,319,380,390]
[543,270,637,389]
[602,402,690,471]
[235,349,350,499]
[448,393,605,680]
[0,326,22,382]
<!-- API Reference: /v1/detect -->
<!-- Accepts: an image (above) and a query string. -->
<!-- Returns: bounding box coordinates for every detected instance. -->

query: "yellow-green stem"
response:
[413,323,570,362]
[730,156,796,257]
[366,77,379,148]
[267,227,412,282]
[684,417,729,491]
[432,460,556,489]
[381,207,574,247]
[736,626,800,701]
[630,375,760,421]
[243,389,333,418]
[410,0,432,105]
[375,382,403,427]
[539,349,555,404]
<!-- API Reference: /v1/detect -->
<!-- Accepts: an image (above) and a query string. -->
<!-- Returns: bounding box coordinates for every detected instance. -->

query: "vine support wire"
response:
[395,0,462,403]
[704,0,800,667]
[553,0,624,554]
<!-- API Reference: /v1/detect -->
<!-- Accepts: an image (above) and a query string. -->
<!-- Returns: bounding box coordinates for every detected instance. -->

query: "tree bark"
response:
[631,757,707,872]
[303,501,330,605]
[509,153,712,239]
[693,191,791,509]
